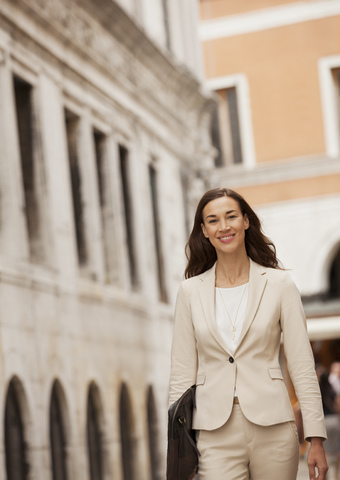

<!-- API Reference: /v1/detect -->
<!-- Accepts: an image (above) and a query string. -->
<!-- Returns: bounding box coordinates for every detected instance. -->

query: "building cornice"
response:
[211,155,340,188]
[2,0,209,125]
[0,263,173,319]
[200,0,340,41]
[78,0,202,102]
[307,316,340,341]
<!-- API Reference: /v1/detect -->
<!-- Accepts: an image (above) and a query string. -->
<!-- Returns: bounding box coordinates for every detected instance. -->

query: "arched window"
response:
[147,386,162,480]
[49,381,68,480]
[4,379,28,480]
[87,384,104,480]
[329,246,340,299]
[119,383,136,480]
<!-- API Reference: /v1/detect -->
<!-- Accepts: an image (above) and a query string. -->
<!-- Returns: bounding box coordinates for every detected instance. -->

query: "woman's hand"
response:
[307,437,328,480]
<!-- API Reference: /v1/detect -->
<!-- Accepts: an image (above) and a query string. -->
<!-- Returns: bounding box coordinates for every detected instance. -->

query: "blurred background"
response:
[0,0,339,478]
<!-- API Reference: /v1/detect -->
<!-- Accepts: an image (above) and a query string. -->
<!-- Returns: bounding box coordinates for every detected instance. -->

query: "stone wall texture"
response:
[0,0,214,478]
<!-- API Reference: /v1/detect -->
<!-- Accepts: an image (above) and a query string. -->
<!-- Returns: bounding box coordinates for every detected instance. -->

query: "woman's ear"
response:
[244,214,250,230]
[201,222,208,238]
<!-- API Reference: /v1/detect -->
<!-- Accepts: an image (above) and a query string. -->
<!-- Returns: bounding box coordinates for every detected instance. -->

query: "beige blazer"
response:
[169,259,326,440]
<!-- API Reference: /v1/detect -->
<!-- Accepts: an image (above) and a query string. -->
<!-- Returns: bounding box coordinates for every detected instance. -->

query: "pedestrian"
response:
[329,362,340,396]
[168,187,328,480]
[319,364,340,479]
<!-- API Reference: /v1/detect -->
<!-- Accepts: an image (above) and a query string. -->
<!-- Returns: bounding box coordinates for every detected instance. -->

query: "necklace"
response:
[218,284,248,341]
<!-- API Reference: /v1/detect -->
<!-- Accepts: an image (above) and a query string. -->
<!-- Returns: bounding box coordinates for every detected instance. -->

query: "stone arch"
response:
[49,380,70,480]
[329,242,340,298]
[309,232,340,295]
[319,239,340,297]
[4,376,30,480]
[119,382,136,480]
[146,385,162,480]
[86,382,105,480]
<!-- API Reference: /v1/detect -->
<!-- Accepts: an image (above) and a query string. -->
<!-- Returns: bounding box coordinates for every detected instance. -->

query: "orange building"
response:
[199,0,340,370]
[199,1,340,457]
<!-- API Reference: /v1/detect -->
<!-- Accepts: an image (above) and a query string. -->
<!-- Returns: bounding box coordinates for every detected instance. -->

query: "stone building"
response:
[0,0,214,478]
[199,0,340,359]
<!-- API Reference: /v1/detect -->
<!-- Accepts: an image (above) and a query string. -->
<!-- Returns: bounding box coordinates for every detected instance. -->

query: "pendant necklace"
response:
[218,283,248,341]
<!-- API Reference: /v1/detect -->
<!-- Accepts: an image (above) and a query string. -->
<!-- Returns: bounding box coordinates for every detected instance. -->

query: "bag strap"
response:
[178,416,201,456]
[192,387,196,408]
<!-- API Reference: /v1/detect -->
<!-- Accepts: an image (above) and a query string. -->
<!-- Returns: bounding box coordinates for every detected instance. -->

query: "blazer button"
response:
[229,357,234,363]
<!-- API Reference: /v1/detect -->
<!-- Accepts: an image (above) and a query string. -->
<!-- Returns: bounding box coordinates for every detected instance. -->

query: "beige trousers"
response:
[197,404,300,480]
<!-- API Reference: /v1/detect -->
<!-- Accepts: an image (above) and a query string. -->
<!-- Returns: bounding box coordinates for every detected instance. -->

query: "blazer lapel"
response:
[198,259,268,355]
[235,259,267,352]
[198,264,229,353]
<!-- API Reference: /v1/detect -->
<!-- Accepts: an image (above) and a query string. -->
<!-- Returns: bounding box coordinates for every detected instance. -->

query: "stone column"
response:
[38,73,78,283]
[0,54,29,264]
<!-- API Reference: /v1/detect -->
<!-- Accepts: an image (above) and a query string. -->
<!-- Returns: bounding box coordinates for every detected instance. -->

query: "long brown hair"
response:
[185,188,281,278]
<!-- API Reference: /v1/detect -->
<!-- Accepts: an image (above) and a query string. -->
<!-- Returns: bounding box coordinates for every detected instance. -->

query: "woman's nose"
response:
[219,220,229,231]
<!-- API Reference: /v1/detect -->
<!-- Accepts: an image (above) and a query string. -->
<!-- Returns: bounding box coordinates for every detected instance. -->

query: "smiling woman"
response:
[201,196,249,267]
[168,187,328,480]
[184,187,279,279]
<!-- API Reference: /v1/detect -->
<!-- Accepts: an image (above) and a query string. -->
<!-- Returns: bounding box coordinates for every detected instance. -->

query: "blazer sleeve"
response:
[168,280,198,408]
[280,273,327,441]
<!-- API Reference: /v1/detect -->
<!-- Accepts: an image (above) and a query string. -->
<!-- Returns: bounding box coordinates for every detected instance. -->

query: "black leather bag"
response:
[166,385,200,480]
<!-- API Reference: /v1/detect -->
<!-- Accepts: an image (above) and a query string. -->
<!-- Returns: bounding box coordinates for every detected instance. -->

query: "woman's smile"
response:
[218,234,235,243]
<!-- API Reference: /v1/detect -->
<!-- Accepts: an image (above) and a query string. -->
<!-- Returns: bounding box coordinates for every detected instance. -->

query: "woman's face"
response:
[201,196,249,257]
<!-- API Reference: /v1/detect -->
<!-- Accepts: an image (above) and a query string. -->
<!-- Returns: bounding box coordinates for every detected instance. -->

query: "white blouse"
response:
[215,283,249,356]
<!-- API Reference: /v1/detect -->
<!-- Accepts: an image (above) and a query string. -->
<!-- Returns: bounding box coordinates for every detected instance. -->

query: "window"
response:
[5,380,28,480]
[318,56,340,159]
[206,74,256,168]
[119,145,139,289]
[147,386,162,480]
[149,163,167,302]
[87,384,104,480]
[64,109,87,266]
[13,75,48,263]
[211,103,223,167]
[216,87,243,166]
[162,0,171,51]
[180,170,191,237]
[93,129,115,283]
[119,383,136,480]
[50,382,68,480]
[333,68,340,140]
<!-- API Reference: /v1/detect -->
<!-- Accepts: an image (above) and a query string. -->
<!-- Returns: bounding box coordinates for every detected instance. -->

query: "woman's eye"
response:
[227,215,236,220]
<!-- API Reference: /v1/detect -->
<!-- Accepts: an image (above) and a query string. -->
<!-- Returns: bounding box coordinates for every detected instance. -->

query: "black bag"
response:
[166,385,200,480]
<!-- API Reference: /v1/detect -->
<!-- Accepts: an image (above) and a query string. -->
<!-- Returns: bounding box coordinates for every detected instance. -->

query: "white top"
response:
[215,283,249,356]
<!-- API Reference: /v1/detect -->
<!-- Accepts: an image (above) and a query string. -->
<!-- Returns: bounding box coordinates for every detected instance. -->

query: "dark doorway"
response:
[4,380,28,480]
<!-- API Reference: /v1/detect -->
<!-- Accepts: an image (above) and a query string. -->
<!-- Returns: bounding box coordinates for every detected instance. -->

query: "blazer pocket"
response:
[268,368,284,380]
[196,373,206,386]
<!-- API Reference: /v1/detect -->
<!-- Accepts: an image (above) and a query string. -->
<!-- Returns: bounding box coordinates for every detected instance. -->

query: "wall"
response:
[0,0,213,478]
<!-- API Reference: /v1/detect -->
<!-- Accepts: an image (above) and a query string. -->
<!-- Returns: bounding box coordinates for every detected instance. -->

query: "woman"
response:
[169,188,328,480]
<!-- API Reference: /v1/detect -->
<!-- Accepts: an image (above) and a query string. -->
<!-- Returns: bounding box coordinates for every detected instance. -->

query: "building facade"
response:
[199,0,340,353]
[0,0,214,478]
